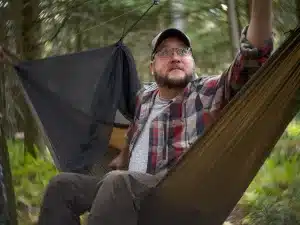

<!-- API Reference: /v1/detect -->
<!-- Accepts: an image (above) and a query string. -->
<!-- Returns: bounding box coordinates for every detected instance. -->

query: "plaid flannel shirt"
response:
[126,26,274,175]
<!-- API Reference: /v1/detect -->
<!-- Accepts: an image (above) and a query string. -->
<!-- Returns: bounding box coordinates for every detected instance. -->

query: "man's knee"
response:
[45,172,75,195]
[102,170,129,186]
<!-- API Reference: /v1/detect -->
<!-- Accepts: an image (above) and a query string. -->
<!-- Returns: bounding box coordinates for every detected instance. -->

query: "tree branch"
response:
[31,0,110,28]
[0,45,21,65]
[34,14,70,47]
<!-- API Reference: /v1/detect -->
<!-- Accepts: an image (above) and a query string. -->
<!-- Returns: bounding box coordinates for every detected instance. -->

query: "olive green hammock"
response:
[137,26,300,225]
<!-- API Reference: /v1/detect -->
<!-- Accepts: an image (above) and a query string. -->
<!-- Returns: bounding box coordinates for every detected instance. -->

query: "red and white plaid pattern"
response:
[126,26,274,174]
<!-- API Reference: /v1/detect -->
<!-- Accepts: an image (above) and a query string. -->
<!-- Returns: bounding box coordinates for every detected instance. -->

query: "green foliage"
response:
[286,122,300,139]
[240,121,300,225]
[7,140,58,225]
[1,1,299,225]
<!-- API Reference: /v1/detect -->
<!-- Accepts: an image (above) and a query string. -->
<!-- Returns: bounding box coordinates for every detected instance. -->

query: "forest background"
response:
[0,0,300,224]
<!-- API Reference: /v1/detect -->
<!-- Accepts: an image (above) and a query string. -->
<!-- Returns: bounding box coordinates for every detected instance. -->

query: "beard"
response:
[153,70,193,89]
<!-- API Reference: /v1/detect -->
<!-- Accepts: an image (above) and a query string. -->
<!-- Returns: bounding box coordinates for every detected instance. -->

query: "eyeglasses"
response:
[152,47,192,59]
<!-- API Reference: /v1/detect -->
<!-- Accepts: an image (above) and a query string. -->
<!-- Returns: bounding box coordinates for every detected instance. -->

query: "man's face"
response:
[150,37,195,89]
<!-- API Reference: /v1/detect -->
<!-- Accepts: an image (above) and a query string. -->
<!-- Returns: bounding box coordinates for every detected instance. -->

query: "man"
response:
[1,1,273,225]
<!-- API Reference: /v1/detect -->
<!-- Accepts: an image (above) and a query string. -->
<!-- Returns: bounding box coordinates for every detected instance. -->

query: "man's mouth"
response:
[169,67,183,72]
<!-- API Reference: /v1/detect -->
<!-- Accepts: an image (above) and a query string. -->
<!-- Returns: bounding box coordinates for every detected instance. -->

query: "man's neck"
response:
[158,87,184,100]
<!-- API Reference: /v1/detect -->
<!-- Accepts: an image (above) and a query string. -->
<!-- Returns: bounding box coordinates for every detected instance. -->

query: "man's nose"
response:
[170,50,181,60]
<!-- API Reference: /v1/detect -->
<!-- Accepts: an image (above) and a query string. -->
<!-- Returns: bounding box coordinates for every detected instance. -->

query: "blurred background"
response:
[0,0,299,225]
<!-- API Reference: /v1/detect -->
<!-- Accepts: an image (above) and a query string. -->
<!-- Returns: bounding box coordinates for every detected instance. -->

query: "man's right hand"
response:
[108,150,129,170]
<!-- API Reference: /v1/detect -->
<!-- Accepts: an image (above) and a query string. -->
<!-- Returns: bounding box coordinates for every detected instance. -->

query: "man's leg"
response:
[87,169,167,225]
[38,172,100,225]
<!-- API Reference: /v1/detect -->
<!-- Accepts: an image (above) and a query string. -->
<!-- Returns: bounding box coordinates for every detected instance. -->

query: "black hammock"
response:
[13,41,140,173]
[11,1,161,174]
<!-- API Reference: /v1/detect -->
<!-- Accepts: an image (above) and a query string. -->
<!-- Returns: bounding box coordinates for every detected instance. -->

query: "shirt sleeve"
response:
[193,25,274,120]
[223,25,274,100]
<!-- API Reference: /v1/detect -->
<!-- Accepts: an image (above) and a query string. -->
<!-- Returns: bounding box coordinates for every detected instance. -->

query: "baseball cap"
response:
[151,28,191,58]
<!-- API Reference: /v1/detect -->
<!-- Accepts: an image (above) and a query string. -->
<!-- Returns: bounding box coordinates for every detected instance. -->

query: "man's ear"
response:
[149,61,154,76]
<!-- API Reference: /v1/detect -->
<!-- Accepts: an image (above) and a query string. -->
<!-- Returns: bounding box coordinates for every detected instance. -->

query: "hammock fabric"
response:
[13,41,140,173]
[138,26,300,225]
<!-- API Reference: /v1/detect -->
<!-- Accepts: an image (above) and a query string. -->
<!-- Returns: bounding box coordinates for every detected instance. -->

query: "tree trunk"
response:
[0,128,18,225]
[246,0,252,23]
[296,0,300,23]
[13,0,41,156]
[74,15,83,52]
[22,0,41,156]
[227,0,240,58]
[22,0,41,59]
[0,63,19,225]
[0,2,19,225]
[235,1,242,34]
[171,0,185,31]
[75,26,82,52]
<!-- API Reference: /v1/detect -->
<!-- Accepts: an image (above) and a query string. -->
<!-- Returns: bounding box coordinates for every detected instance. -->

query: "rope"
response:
[119,0,160,42]
[73,1,153,37]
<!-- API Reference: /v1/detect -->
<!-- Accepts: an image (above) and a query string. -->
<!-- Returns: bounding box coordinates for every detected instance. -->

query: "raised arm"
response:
[224,0,274,100]
[247,0,273,48]
[195,0,274,119]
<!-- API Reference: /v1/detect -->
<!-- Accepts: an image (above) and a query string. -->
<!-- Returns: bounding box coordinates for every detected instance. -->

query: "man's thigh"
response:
[44,172,101,213]
[100,169,167,208]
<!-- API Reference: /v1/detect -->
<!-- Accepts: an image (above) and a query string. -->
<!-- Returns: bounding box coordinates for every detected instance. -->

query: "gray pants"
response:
[37,169,166,225]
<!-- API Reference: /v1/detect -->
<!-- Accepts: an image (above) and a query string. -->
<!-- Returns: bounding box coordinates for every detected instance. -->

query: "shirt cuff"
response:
[240,25,274,59]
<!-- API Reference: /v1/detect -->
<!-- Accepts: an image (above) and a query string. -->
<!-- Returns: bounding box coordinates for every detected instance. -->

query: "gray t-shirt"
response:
[128,94,172,173]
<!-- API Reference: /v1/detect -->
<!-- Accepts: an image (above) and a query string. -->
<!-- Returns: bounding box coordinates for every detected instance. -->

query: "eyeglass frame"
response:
[151,47,193,61]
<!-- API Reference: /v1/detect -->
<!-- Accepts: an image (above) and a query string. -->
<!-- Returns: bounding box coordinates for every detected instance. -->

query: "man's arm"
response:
[247,0,273,48]
[223,0,274,100]
[108,143,130,170]
[196,1,274,117]
[108,91,141,170]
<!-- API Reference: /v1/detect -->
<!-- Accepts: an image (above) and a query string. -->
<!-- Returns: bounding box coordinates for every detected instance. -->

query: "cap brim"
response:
[152,28,191,53]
